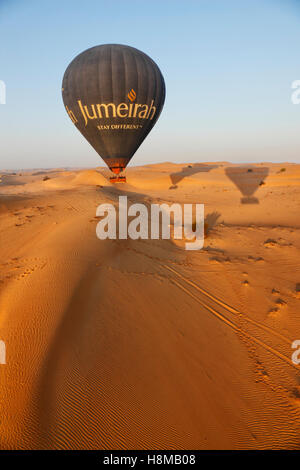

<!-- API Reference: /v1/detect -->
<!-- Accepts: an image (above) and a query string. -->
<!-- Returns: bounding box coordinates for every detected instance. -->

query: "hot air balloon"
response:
[62,44,166,182]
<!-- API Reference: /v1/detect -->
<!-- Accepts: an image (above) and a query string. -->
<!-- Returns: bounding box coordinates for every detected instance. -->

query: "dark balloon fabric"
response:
[62,44,165,173]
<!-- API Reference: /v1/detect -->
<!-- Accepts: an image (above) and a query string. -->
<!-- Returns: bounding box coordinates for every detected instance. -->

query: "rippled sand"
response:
[0,162,300,449]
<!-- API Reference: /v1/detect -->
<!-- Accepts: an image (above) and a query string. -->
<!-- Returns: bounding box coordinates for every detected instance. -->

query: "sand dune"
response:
[0,162,300,449]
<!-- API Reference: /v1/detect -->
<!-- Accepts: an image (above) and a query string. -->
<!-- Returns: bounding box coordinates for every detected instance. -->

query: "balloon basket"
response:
[110,175,127,183]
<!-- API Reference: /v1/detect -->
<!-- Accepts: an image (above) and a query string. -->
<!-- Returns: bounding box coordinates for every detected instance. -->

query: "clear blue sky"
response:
[1,0,300,169]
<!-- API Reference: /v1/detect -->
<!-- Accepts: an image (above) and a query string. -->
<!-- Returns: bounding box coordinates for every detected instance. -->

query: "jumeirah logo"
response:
[65,88,157,127]
[128,89,136,102]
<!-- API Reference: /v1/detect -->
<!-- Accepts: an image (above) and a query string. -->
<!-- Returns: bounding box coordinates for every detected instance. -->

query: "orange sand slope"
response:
[0,162,300,449]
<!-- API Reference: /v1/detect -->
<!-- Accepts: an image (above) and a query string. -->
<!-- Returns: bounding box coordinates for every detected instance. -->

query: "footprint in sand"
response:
[268,298,287,316]
[0,257,46,283]
[268,306,279,316]
[255,359,269,382]
[263,239,278,248]
[248,256,264,263]
[275,298,287,308]
[294,283,300,299]
[209,256,222,263]
[272,288,280,295]
[290,387,300,406]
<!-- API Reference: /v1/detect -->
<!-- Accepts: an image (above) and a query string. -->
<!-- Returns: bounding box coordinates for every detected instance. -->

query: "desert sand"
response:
[0,162,300,449]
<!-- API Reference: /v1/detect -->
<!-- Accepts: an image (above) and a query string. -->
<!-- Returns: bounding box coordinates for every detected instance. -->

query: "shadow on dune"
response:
[203,211,222,236]
[32,171,59,176]
[0,175,26,186]
[225,166,269,204]
[34,186,184,448]
[169,164,218,189]
[35,184,225,448]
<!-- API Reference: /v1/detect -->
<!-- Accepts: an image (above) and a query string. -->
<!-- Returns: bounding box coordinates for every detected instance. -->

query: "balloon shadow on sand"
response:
[225,166,269,204]
[169,164,218,189]
[35,183,226,448]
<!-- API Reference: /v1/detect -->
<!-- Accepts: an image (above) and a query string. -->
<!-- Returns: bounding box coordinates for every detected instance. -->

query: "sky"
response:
[0,0,300,169]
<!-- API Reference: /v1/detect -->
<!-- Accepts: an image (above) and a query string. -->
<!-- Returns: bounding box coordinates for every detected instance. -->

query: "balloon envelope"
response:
[62,44,165,174]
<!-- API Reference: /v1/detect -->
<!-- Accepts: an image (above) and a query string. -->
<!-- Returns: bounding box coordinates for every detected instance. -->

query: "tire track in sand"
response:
[162,264,298,370]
